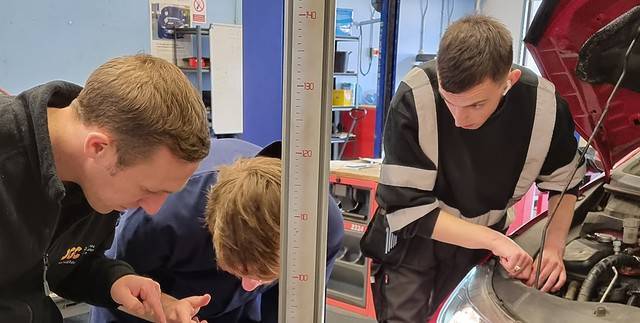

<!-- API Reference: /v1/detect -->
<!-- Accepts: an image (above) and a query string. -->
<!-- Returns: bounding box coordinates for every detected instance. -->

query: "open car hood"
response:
[525,0,640,174]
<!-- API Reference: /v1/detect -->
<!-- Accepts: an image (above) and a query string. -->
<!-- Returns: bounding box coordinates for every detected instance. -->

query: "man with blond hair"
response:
[0,54,212,323]
[91,139,344,323]
[361,15,584,322]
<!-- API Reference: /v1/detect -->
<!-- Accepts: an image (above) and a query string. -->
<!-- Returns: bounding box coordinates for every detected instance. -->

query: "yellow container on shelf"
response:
[332,89,353,106]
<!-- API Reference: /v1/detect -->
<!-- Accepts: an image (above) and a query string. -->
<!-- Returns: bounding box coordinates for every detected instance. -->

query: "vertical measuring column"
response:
[280,0,335,322]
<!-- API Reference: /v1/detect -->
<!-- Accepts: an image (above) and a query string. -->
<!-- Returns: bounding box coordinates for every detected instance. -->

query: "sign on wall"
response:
[148,0,207,63]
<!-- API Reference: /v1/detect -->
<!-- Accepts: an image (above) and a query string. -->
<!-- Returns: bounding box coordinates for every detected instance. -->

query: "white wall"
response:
[478,0,528,64]
[395,0,476,87]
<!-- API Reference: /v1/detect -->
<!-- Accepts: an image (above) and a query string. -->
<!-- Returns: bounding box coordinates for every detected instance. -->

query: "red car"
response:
[435,1,640,322]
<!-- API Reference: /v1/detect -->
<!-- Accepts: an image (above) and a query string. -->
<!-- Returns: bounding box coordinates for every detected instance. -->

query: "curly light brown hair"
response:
[206,157,281,280]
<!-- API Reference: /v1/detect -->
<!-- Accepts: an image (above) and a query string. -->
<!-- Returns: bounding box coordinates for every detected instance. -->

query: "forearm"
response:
[544,194,577,250]
[431,210,504,251]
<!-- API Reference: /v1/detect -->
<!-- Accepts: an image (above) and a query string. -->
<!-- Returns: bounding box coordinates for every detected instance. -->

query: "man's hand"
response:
[162,294,211,323]
[522,193,575,292]
[525,247,566,292]
[432,210,532,278]
[490,234,534,279]
[111,274,166,323]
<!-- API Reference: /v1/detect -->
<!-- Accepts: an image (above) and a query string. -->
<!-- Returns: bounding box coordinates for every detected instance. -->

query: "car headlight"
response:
[436,261,519,323]
[449,305,485,323]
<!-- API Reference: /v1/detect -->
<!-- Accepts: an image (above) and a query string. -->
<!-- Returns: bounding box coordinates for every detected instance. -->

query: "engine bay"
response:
[558,156,640,306]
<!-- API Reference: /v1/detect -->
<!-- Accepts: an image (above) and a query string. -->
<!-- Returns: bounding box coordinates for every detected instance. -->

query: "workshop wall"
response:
[336,0,381,105]
[394,0,475,88]
[0,0,240,94]
[479,0,528,64]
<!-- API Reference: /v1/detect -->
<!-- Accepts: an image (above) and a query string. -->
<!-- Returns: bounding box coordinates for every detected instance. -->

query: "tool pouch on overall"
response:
[360,207,431,268]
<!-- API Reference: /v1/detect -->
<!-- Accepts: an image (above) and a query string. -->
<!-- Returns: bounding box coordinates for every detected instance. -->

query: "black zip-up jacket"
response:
[0,81,136,323]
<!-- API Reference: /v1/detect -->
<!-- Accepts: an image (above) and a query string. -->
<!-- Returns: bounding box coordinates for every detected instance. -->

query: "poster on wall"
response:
[149,0,195,63]
[191,0,207,24]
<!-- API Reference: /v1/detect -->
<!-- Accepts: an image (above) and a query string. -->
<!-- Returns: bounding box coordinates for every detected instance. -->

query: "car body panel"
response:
[525,0,640,174]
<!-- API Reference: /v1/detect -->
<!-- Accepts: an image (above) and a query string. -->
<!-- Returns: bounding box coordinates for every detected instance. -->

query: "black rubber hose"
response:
[577,254,640,302]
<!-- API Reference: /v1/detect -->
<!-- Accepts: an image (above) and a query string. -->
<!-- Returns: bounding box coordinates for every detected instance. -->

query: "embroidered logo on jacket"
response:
[58,245,96,265]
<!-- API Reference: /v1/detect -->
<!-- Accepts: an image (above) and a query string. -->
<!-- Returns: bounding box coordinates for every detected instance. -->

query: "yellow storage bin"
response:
[333,89,353,106]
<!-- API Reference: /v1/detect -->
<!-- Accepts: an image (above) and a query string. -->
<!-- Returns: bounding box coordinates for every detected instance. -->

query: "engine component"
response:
[623,217,640,245]
[563,238,613,277]
[564,280,581,300]
[577,254,640,301]
[600,267,619,302]
[597,282,630,303]
[628,290,640,306]
[620,265,640,276]
[594,232,614,243]
[614,240,622,255]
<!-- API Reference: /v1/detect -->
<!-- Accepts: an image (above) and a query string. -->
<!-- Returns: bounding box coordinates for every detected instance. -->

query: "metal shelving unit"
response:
[333,72,358,77]
[172,26,210,93]
[332,105,357,112]
[172,25,213,133]
[335,35,360,42]
[331,35,361,159]
[331,136,356,144]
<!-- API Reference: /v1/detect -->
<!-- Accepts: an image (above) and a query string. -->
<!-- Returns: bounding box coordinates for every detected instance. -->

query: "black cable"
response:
[359,7,377,77]
[534,25,640,289]
[358,24,373,76]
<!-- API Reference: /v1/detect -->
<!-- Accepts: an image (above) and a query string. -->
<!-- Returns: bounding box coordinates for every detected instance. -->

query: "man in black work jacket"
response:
[0,55,212,323]
[361,16,585,322]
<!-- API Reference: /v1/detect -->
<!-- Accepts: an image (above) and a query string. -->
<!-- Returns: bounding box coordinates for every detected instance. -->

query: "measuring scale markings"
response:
[281,0,332,322]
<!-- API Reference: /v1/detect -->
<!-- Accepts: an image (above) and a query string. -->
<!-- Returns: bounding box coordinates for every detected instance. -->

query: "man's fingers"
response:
[526,258,546,286]
[140,284,166,323]
[516,263,532,280]
[526,257,547,287]
[187,294,211,309]
[516,254,531,272]
[537,261,559,291]
[499,257,510,272]
[552,266,567,292]
[541,266,561,292]
[116,295,145,316]
[507,253,532,277]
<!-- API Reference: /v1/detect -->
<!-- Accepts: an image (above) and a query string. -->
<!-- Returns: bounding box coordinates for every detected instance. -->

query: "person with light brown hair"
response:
[206,157,282,289]
[89,140,344,323]
[360,15,584,322]
[0,54,212,323]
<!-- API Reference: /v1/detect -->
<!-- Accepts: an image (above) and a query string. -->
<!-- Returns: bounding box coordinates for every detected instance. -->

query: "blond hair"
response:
[206,157,281,280]
[75,54,210,166]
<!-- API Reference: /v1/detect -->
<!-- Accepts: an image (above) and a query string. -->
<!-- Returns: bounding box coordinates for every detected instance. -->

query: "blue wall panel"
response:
[240,0,284,146]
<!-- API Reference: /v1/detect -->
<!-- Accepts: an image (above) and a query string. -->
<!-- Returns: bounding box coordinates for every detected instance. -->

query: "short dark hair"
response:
[437,15,513,93]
